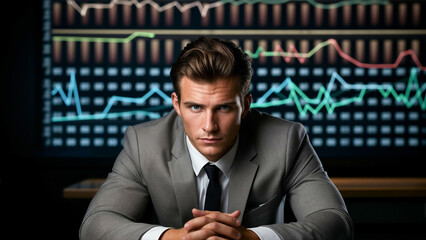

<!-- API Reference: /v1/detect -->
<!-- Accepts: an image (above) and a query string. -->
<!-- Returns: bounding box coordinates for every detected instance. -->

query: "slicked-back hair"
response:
[170,37,252,99]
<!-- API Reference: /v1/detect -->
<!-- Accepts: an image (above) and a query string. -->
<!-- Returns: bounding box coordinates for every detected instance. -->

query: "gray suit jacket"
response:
[80,109,353,240]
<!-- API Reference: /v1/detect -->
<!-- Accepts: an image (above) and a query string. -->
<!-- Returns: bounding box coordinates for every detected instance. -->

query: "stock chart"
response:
[41,0,426,158]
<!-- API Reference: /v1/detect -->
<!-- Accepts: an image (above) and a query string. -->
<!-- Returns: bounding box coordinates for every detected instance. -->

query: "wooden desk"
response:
[63,177,426,199]
[331,177,426,198]
[63,178,104,199]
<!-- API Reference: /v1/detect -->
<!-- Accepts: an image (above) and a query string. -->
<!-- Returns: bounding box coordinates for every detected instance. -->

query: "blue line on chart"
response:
[51,72,172,122]
[51,69,426,122]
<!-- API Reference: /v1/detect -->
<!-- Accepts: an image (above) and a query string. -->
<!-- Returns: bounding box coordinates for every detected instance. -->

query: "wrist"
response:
[240,227,261,240]
[159,228,187,240]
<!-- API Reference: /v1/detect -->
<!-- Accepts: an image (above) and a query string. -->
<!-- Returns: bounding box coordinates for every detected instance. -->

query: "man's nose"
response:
[202,110,218,132]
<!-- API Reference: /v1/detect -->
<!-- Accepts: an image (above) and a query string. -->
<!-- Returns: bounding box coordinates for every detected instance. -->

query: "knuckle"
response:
[207,236,220,240]
[199,229,208,238]
[207,237,218,240]
[201,229,215,239]
[207,221,220,230]
[197,216,210,226]
[205,216,215,224]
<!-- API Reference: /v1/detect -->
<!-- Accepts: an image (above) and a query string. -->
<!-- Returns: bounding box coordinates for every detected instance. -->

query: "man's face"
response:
[172,76,251,162]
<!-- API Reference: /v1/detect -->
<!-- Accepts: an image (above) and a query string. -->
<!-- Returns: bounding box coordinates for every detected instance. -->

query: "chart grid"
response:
[41,0,426,158]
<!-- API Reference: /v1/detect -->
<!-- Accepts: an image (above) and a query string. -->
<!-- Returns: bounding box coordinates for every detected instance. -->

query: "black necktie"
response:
[204,164,221,211]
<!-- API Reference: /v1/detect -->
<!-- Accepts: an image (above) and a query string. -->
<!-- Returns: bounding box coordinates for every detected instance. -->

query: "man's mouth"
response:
[199,138,222,144]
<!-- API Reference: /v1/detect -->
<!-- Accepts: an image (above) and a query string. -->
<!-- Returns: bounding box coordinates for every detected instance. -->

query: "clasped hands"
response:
[160,208,260,240]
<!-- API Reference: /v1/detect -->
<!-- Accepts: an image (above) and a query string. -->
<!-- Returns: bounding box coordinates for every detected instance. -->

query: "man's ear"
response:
[171,92,182,117]
[241,94,252,118]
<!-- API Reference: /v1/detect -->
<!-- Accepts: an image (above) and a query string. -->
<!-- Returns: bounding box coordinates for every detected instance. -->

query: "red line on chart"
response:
[255,39,426,71]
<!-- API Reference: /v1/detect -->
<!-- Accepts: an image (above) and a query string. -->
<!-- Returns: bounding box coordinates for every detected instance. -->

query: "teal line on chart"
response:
[50,72,172,122]
[51,68,425,122]
[252,68,426,116]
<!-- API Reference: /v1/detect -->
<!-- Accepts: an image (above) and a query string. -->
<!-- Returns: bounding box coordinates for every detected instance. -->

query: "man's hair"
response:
[170,37,252,98]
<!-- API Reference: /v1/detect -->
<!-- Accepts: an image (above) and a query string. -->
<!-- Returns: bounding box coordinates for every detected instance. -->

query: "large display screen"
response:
[40,0,425,160]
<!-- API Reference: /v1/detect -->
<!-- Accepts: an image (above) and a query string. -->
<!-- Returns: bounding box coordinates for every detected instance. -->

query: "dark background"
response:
[1,1,425,239]
[1,2,111,237]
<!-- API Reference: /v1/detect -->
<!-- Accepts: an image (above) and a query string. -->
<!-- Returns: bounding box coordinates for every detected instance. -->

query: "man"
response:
[80,37,353,240]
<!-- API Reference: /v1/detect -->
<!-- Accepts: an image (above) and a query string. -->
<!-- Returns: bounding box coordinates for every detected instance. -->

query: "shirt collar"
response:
[186,135,239,178]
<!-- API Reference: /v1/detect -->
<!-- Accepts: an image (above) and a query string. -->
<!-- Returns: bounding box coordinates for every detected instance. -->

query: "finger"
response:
[227,210,241,219]
[185,215,216,231]
[192,209,241,227]
[185,214,240,232]
[192,209,241,219]
[191,208,206,217]
[183,228,215,240]
[184,222,241,240]
[202,221,241,240]
[184,230,229,240]
[189,211,241,230]
[203,210,241,227]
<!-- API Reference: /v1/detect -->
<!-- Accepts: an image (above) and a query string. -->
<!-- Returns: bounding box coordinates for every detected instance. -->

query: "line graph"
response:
[52,31,155,43]
[66,0,390,17]
[66,0,224,17]
[252,68,426,116]
[52,29,426,36]
[51,68,425,122]
[51,72,172,122]
[43,0,426,152]
[51,71,82,116]
[51,35,426,70]
[246,39,426,71]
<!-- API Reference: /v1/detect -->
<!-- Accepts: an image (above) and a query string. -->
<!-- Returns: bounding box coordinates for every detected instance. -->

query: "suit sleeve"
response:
[267,123,354,240]
[79,126,157,240]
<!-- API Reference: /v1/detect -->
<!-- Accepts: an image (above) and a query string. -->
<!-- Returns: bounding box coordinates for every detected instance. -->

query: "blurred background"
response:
[2,0,425,239]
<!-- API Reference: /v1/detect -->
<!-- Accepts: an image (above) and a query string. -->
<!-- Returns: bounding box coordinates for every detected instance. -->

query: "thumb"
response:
[226,210,241,219]
[192,208,208,217]
[192,209,241,219]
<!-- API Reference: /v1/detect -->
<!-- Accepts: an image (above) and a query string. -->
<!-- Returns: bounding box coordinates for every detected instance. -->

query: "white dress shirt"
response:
[142,135,280,240]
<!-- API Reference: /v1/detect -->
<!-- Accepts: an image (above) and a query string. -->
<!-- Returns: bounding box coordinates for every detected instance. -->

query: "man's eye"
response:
[190,105,201,111]
[219,105,230,111]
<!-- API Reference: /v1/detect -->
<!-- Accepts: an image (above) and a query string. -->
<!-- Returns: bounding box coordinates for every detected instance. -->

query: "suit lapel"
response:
[228,129,258,221]
[169,130,199,226]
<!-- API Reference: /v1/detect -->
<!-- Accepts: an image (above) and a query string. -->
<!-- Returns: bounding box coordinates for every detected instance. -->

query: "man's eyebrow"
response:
[182,101,237,106]
[182,101,205,107]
